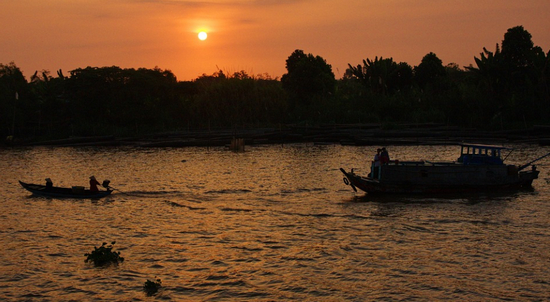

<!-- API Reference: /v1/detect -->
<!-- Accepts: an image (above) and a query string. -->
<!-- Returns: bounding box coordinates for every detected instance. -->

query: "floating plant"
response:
[143,278,162,296]
[84,241,125,266]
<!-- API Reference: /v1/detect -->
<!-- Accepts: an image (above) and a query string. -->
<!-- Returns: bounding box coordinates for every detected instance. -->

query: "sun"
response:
[198,31,207,41]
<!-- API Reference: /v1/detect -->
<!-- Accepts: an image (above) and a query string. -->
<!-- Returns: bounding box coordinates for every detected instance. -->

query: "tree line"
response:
[1,25,549,141]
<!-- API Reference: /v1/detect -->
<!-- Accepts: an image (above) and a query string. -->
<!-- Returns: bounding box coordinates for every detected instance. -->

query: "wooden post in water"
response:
[230,137,245,152]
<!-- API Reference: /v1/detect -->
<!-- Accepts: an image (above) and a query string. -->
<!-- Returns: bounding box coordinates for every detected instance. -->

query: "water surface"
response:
[1,144,550,301]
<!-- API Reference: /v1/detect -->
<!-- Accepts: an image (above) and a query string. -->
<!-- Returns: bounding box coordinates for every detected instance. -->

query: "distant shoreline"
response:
[4,124,550,148]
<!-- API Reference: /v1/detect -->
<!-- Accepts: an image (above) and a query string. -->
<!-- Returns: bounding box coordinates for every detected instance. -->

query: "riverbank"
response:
[6,124,550,148]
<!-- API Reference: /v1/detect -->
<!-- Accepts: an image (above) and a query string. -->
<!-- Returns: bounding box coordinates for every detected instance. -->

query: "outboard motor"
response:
[102,180,111,188]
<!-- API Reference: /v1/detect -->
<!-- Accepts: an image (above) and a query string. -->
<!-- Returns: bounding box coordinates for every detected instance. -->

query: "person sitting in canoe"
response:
[89,176,101,192]
[45,178,53,191]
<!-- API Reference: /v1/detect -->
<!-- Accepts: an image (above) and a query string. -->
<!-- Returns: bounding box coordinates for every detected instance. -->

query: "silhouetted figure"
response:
[372,148,381,178]
[45,178,53,191]
[89,176,100,192]
[380,148,390,165]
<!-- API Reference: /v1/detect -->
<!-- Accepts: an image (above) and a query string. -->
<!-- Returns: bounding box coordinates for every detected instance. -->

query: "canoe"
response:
[19,181,113,199]
[341,143,543,194]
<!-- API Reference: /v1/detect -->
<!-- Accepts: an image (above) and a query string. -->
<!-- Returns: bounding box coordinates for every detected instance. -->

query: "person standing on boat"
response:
[380,147,390,165]
[89,176,101,192]
[372,148,381,178]
[45,178,53,191]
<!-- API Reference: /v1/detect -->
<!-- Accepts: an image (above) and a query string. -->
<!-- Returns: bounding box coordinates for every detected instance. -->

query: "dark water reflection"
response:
[1,144,550,301]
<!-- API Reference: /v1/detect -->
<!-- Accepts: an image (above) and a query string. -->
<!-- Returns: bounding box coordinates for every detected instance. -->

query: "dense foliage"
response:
[143,278,162,296]
[1,26,549,141]
[84,241,125,266]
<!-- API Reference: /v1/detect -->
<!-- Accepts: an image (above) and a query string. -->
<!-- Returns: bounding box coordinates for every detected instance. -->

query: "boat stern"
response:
[518,165,540,186]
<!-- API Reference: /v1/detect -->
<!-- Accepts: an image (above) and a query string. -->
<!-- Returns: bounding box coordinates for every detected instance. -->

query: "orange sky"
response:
[1,0,549,81]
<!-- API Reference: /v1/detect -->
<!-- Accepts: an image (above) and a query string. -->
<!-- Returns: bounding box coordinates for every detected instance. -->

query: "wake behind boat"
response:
[19,180,113,199]
[341,144,546,194]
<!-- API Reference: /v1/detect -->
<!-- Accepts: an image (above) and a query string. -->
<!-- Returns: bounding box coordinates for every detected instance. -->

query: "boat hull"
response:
[19,181,113,199]
[340,167,539,194]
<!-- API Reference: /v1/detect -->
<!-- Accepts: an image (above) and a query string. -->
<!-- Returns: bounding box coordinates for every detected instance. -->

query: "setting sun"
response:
[198,31,207,41]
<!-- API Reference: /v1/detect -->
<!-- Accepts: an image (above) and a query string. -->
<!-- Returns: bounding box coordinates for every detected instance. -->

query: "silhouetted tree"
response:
[3,24,550,140]
[64,66,179,135]
[281,49,336,120]
[193,70,286,128]
[347,57,413,95]
[467,26,550,127]
[28,69,68,136]
[414,52,446,89]
[0,62,28,138]
[502,26,534,68]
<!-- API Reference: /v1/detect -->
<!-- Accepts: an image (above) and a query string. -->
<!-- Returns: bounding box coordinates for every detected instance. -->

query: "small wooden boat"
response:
[341,144,547,194]
[19,181,113,199]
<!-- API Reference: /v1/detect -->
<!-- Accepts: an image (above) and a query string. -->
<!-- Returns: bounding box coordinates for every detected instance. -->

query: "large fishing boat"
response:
[340,144,546,194]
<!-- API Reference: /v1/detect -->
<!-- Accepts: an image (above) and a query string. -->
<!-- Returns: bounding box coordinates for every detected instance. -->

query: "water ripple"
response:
[1,144,550,301]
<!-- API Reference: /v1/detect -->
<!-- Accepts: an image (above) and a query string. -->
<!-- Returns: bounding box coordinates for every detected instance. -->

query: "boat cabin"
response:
[457,144,506,165]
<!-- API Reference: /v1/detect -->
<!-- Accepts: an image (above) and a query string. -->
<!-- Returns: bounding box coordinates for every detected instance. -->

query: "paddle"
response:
[105,185,123,193]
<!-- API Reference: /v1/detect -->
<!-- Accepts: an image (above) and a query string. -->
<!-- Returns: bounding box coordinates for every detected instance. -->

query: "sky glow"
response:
[1,0,549,81]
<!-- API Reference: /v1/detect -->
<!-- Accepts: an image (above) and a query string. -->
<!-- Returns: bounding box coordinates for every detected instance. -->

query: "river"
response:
[1,143,550,301]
